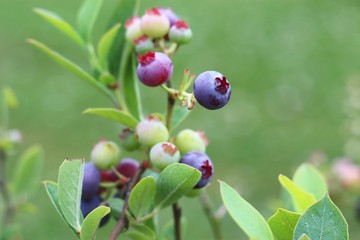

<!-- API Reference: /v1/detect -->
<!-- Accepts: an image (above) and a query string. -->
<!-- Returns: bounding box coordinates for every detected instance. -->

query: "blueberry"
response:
[81,196,109,227]
[150,142,180,170]
[140,8,170,38]
[135,115,169,147]
[175,129,208,155]
[180,151,214,188]
[82,162,101,200]
[193,71,231,110]
[115,158,140,178]
[90,140,121,170]
[137,52,173,87]
[159,8,180,27]
[169,21,192,45]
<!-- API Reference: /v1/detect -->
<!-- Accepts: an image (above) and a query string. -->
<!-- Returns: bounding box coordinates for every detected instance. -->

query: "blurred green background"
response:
[2,0,360,238]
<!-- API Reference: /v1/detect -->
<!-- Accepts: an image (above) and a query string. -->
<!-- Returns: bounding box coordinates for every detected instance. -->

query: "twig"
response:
[199,190,224,240]
[172,202,182,240]
[165,81,176,131]
[109,161,147,240]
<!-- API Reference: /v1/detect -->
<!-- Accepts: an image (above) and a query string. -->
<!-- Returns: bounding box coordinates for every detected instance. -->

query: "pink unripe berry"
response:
[140,8,170,38]
[150,142,180,170]
[135,116,169,147]
[159,8,180,27]
[90,140,121,170]
[137,52,173,87]
[169,21,192,45]
[125,16,143,42]
[175,129,208,155]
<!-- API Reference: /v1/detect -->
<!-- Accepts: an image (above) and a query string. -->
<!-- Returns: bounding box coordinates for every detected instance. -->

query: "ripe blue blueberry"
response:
[180,151,214,188]
[193,71,231,110]
[82,162,101,200]
[137,52,173,87]
[81,196,110,227]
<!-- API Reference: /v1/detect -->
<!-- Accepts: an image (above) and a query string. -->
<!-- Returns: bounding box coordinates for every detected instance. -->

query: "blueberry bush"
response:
[24,0,350,239]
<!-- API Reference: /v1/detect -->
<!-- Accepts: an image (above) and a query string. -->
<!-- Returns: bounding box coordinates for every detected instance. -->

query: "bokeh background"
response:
[2,0,360,239]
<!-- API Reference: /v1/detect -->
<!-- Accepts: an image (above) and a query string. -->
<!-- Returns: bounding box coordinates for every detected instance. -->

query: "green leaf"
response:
[83,108,138,129]
[129,176,156,219]
[122,224,156,240]
[293,163,327,200]
[108,197,124,219]
[219,181,274,240]
[3,86,18,109]
[80,206,110,240]
[33,8,83,46]
[44,181,72,228]
[107,0,136,77]
[97,23,121,70]
[120,44,143,120]
[155,163,201,208]
[160,217,187,240]
[170,105,191,132]
[77,0,104,42]
[12,145,44,198]
[278,175,317,213]
[28,39,116,103]
[297,234,311,240]
[294,194,348,240]
[58,159,84,233]
[268,208,301,240]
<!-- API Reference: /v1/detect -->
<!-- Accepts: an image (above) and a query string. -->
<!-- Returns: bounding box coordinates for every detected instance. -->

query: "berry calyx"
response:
[193,71,231,110]
[180,151,214,188]
[137,52,173,87]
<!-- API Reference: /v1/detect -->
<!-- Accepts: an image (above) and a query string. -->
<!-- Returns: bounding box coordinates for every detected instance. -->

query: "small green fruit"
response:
[175,129,208,155]
[150,142,180,170]
[90,140,121,170]
[135,115,169,147]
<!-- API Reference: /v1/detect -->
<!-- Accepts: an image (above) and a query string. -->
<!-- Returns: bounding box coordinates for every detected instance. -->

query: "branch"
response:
[109,161,147,240]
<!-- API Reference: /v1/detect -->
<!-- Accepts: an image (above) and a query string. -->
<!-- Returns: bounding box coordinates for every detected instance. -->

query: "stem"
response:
[109,162,147,240]
[0,149,14,229]
[114,88,129,113]
[165,81,176,131]
[172,202,182,240]
[199,190,223,240]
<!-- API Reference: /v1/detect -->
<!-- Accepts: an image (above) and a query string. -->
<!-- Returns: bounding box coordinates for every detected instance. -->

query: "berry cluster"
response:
[81,5,231,230]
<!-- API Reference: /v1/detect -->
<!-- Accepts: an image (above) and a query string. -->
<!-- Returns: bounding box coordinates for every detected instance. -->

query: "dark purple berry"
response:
[180,151,214,188]
[82,162,101,200]
[81,196,110,227]
[116,158,140,178]
[193,71,231,110]
[137,52,173,87]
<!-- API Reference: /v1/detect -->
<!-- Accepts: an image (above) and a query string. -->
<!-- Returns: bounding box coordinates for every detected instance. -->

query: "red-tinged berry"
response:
[137,52,173,87]
[180,151,214,188]
[150,142,180,170]
[125,16,143,42]
[159,8,180,26]
[115,158,140,178]
[169,20,192,44]
[140,8,170,38]
[82,162,101,200]
[193,71,231,110]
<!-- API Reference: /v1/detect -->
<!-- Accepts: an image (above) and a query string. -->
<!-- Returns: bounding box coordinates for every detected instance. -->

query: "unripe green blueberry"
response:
[134,35,155,54]
[125,16,143,42]
[135,116,169,147]
[150,142,180,170]
[169,21,192,45]
[140,8,170,38]
[120,128,140,151]
[90,140,121,170]
[175,129,208,155]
